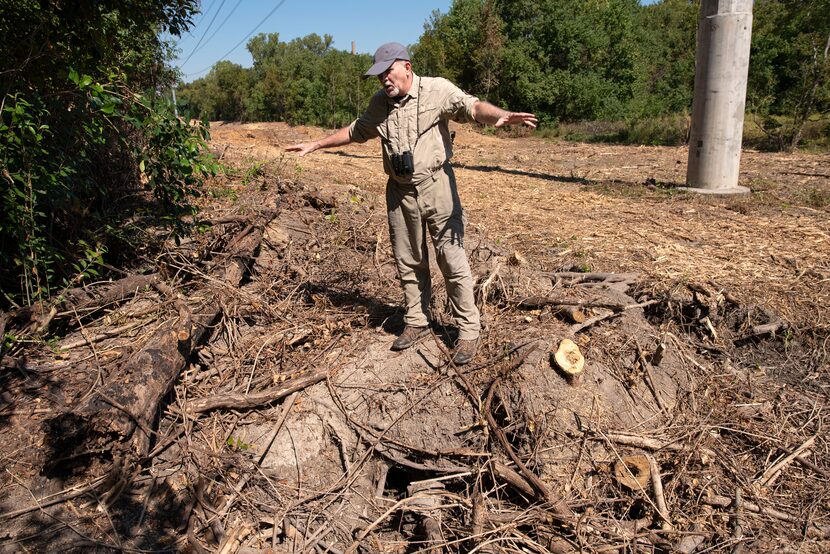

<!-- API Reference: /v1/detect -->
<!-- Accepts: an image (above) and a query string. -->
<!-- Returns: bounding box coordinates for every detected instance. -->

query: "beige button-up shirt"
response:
[348,75,479,185]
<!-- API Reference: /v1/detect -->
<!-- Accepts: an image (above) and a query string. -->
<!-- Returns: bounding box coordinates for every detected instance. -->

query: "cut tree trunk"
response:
[44,210,277,477]
[7,273,159,335]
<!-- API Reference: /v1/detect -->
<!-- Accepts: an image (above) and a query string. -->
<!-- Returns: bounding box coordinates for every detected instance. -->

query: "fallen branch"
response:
[701,492,830,539]
[645,453,672,530]
[44,210,277,476]
[185,367,327,414]
[756,435,815,489]
[8,273,158,335]
[546,271,639,288]
[59,318,152,351]
[517,296,635,311]
[569,300,659,334]
[491,461,536,498]
[795,453,830,479]
[597,431,716,460]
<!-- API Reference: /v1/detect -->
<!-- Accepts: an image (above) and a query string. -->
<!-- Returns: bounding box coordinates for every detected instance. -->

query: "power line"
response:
[185,0,289,78]
[179,0,228,67]
[191,0,244,58]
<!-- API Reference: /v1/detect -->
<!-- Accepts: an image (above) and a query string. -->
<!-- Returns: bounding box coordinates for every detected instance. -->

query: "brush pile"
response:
[0,152,827,553]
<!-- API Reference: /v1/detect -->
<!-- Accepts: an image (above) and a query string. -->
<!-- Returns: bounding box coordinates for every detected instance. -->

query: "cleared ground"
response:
[215,121,830,334]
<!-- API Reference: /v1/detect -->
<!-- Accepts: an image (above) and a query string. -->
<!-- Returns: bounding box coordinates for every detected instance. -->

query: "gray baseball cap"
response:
[364,42,410,77]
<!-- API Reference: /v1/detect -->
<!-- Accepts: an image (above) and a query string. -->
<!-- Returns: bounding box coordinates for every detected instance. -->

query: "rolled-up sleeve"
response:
[348,91,386,143]
[435,78,478,124]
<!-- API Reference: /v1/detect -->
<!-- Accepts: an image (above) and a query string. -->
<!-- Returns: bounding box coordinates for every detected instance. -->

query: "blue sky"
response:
[171,0,662,83]
[171,1,452,82]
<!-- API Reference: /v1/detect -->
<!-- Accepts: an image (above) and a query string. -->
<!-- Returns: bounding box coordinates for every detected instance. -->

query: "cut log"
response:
[552,338,584,385]
[44,210,277,477]
[7,273,159,335]
[559,306,586,324]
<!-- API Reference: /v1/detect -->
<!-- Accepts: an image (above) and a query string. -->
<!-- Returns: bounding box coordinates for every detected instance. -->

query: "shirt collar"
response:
[408,74,421,99]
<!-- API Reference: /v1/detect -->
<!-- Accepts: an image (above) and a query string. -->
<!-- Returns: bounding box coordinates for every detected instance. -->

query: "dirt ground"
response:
[221,121,830,334]
[0,121,828,553]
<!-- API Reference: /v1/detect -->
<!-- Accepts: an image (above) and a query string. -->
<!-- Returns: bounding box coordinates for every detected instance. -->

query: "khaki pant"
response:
[386,164,480,340]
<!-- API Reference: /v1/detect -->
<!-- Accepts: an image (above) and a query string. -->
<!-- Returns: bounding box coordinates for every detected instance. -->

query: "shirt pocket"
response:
[417,106,440,138]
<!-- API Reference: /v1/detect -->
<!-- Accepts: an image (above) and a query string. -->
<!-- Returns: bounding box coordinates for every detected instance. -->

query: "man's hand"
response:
[494,112,538,129]
[471,101,538,129]
[285,141,319,157]
[286,126,353,155]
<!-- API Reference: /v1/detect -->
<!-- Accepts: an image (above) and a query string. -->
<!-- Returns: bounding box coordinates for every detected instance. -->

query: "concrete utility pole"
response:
[685,0,754,194]
[171,85,178,118]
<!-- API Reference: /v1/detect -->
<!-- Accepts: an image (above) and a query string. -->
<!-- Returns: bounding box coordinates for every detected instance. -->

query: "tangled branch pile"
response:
[0,161,827,553]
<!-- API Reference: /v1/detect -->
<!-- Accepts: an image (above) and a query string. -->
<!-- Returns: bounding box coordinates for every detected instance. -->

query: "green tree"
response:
[413,0,506,99]
[179,61,252,121]
[750,0,830,148]
[630,0,698,117]
[183,33,375,128]
[0,1,213,308]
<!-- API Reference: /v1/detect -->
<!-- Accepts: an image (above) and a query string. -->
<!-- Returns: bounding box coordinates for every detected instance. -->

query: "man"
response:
[287,42,536,364]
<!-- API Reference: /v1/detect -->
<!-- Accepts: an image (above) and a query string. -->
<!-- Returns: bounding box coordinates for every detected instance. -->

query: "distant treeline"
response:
[179,0,830,149]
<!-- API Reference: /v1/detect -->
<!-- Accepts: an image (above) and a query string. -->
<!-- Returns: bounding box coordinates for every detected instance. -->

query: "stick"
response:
[0,475,109,521]
[735,320,787,343]
[185,367,327,414]
[59,317,155,350]
[635,339,667,412]
[646,453,672,530]
[344,494,431,554]
[600,432,716,460]
[795,453,830,479]
[756,435,815,488]
[477,258,502,318]
[701,492,830,538]
[491,461,535,498]
[731,488,746,554]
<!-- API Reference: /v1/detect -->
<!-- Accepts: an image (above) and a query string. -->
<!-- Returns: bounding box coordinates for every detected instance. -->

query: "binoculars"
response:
[391,151,414,176]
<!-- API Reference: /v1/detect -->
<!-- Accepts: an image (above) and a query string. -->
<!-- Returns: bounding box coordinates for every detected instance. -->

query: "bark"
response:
[44,211,277,475]
[7,273,158,335]
[184,368,328,414]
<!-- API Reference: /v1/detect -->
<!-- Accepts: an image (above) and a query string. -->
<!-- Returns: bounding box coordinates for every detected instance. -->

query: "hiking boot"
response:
[391,325,429,351]
[452,338,478,365]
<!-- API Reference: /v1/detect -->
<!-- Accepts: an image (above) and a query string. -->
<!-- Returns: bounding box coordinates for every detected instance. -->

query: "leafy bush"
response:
[1,73,215,307]
[545,114,689,146]
[0,1,212,309]
[623,114,690,146]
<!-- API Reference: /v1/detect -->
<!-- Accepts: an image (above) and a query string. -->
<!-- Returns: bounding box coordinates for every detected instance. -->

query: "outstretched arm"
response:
[471,101,537,129]
[286,126,353,156]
